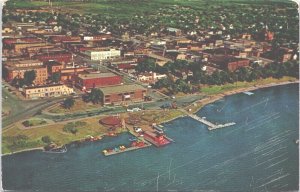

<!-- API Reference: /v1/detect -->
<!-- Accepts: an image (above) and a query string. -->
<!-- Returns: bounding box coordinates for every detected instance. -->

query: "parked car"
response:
[134,127,143,133]
[127,107,141,112]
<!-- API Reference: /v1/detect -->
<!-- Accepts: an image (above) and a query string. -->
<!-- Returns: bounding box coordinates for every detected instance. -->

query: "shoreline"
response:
[186,80,299,114]
[2,80,298,156]
[2,147,44,157]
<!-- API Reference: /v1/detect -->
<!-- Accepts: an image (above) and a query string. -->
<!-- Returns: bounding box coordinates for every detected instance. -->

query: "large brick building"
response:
[211,56,250,71]
[44,61,63,76]
[4,60,48,84]
[99,84,147,105]
[34,52,72,64]
[76,72,122,90]
[60,66,91,82]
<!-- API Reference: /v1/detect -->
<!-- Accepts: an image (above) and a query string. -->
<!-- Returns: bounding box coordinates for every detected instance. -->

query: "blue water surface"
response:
[2,84,299,192]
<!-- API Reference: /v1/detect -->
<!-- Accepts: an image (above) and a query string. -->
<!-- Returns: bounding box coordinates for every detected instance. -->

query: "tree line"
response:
[136,58,299,94]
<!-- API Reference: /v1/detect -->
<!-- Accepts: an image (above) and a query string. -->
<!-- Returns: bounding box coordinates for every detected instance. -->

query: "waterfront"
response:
[2,84,299,191]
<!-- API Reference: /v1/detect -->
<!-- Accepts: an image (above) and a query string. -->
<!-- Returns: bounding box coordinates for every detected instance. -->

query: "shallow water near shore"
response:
[2,84,299,191]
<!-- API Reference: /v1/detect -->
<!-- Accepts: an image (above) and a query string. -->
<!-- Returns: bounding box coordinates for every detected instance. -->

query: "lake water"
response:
[2,84,299,191]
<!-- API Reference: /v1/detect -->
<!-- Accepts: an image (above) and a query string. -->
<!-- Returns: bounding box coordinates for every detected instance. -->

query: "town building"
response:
[34,52,72,64]
[50,36,82,44]
[84,48,121,61]
[14,42,48,54]
[210,56,250,71]
[44,60,63,76]
[23,84,74,99]
[110,59,138,72]
[83,34,112,42]
[60,66,91,82]
[26,45,55,56]
[76,72,122,90]
[137,72,167,83]
[99,84,147,105]
[4,60,48,84]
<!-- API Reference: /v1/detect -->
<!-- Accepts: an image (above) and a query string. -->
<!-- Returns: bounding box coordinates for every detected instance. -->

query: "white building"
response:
[137,72,167,83]
[23,84,74,99]
[85,49,121,61]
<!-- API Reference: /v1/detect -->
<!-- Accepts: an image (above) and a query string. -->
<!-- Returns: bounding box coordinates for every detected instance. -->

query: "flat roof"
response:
[24,84,68,89]
[78,72,118,80]
[7,65,46,70]
[6,59,42,65]
[100,84,146,95]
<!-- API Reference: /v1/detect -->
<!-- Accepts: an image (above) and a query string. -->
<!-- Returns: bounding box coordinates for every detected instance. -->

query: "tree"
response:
[41,136,52,144]
[135,58,156,72]
[2,65,8,80]
[174,79,191,93]
[51,72,61,83]
[63,122,78,135]
[63,97,75,109]
[89,88,102,104]
[70,128,78,135]
[236,67,249,82]
[154,77,173,89]
[24,70,36,86]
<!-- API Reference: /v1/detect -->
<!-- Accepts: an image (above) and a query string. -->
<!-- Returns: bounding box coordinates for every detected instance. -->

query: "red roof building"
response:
[51,36,81,44]
[34,52,72,64]
[76,72,122,90]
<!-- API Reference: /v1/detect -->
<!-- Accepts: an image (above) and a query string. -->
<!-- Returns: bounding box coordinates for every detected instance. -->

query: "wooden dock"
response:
[180,109,236,130]
[103,144,151,156]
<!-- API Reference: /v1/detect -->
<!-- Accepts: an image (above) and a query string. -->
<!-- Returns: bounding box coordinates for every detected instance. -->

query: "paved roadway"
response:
[2,82,68,128]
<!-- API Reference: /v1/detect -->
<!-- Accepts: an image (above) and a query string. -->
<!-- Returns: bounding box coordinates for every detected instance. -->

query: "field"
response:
[6,0,295,16]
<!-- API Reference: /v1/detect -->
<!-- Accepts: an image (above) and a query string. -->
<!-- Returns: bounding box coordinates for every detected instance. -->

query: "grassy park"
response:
[200,76,298,95]
[48,99,102,114]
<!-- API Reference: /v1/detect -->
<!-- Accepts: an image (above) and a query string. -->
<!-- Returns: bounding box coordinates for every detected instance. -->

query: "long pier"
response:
[180,109,236,130]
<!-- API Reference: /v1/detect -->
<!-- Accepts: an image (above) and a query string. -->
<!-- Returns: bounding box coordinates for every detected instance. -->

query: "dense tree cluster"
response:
[153,60,299,94]
[82,88,103,104]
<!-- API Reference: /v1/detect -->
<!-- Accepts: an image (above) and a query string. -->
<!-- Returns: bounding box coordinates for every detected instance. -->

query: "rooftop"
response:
[100,84,146,95]
[24,84,70,89]
[6,59,42,65]
[78,72,118,79]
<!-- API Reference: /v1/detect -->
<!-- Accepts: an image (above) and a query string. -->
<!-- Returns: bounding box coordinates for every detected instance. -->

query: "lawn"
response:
[131,109,185,125]
[22,118,48,127]
[2,116,111,154]
[47,99,102,114]
[200,77,298,95]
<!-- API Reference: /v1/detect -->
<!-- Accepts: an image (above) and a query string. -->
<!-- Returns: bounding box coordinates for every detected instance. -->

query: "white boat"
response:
[243,91,254,95]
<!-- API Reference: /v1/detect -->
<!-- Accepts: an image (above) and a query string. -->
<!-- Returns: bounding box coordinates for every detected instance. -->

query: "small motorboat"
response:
[129,137,138,142]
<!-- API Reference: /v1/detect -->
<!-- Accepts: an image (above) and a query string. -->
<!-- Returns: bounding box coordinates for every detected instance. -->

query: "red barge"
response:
[143,131,172,147]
